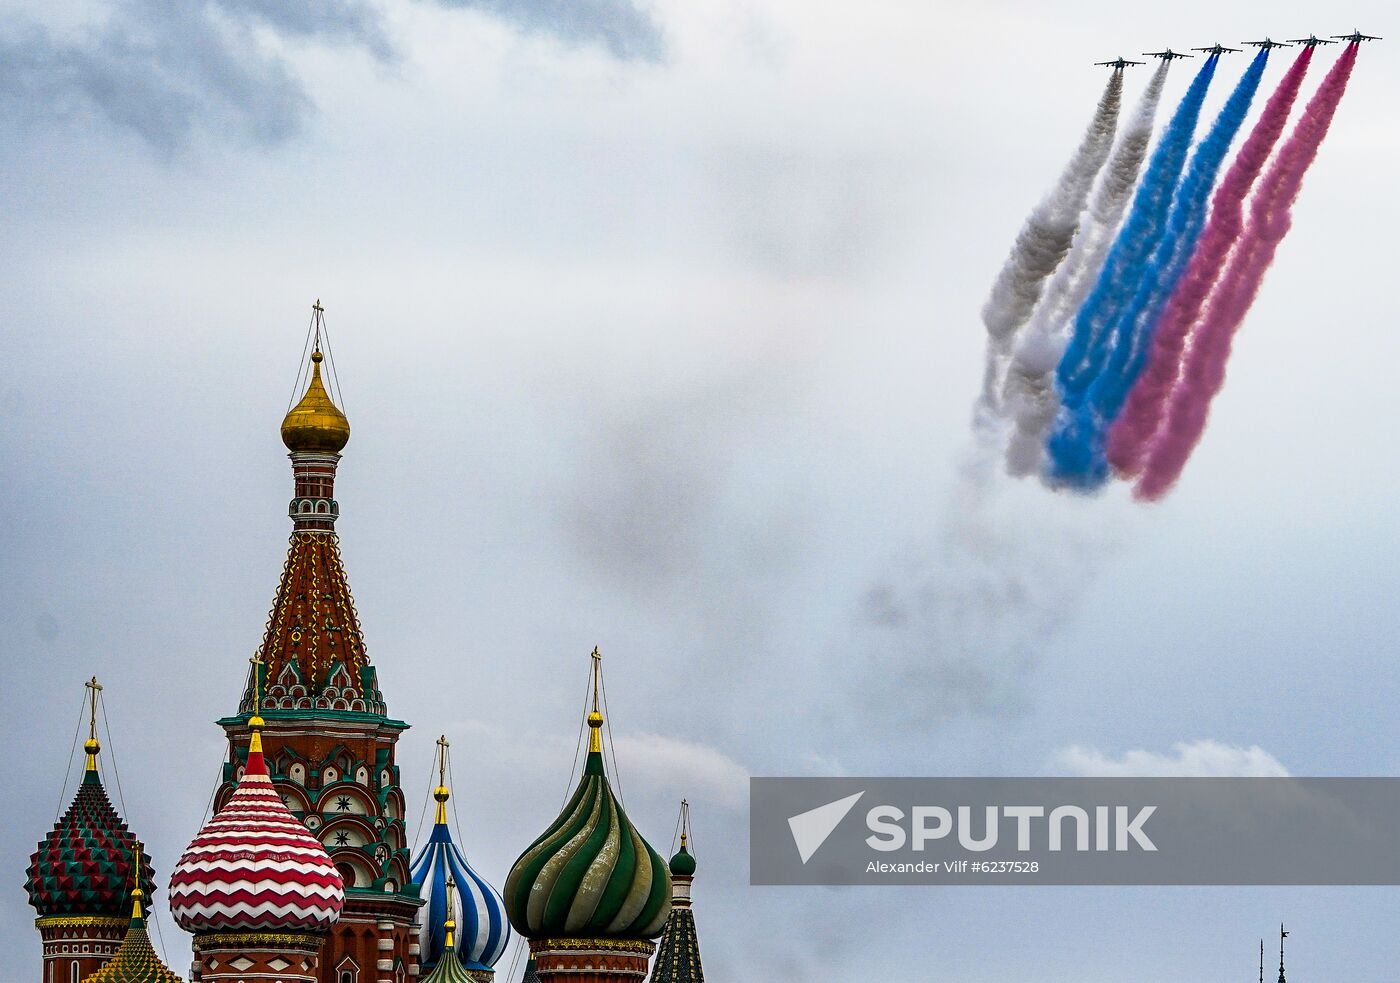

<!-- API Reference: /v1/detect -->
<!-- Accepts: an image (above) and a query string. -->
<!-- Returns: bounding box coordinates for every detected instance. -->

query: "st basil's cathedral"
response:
[23,309,710,983]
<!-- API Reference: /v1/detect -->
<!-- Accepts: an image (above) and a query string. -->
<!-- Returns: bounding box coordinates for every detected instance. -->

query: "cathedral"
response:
[24,311,709,983]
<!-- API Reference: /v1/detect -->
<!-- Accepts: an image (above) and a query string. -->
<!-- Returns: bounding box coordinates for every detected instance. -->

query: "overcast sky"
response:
[3,1,1399,980]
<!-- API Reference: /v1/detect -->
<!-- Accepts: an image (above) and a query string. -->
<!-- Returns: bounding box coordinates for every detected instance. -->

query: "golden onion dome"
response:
[281,351,350,454]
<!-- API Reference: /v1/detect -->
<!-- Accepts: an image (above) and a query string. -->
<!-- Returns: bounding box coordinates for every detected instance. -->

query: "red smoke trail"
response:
[1106,48,1314,478]
[1135,43,1359,501]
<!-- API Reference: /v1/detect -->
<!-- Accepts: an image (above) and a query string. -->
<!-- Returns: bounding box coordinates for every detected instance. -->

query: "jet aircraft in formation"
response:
[1332,29,1381,43]
[1094,33,1381,65]
[1192,42,1241,56]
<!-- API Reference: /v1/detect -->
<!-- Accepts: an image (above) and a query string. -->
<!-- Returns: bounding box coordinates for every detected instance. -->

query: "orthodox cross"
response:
[84,676,102,744]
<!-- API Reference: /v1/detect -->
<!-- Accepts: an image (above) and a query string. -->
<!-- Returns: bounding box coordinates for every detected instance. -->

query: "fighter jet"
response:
[1243,38,1292,49]
[1143,48,1194,60]
[1332,29,1381,43]
[1192,42,1241,55]
[1287,34,1338,47]
[1095,56,1145,69]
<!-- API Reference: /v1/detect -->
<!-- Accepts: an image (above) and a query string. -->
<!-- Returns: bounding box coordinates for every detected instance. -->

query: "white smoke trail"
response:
[1002,62,1169,476]
[974,71,1123,437]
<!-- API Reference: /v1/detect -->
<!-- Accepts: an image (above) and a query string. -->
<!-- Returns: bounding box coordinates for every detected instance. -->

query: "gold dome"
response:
[281,351,350,453]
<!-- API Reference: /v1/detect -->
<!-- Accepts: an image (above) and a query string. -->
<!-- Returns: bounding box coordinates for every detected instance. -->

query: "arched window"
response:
[70,964,79,983]
[341,974,354,983]
[337,862,358,888]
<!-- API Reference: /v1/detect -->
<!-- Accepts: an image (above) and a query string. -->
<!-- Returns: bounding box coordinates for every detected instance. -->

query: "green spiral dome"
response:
[505,741,671,940]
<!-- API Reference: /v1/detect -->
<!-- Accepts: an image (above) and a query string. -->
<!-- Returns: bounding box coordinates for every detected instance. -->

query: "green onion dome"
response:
[504,710,671,940]
[668,840,696,878]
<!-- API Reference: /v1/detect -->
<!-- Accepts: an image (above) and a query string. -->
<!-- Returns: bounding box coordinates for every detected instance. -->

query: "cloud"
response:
[0,0,664,152]
[429,0,665,62]
[0,0,385,152]
[611,732,750,808]
[1053,739,1291,777]
[859,453,1118,723]
[446,719,749,810]
[563,373,777,587]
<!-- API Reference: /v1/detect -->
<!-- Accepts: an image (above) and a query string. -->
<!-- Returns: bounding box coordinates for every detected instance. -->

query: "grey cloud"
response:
[563,374,785,589]
[215,0,394,59]
[0,0,665,152]
[859,453,1119,723]
[0,0,377,151]
[430,0,665,62]
[708,147,924,280]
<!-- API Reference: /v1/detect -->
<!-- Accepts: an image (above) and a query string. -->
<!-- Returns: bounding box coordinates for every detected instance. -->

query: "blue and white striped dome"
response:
[410,790,510,973]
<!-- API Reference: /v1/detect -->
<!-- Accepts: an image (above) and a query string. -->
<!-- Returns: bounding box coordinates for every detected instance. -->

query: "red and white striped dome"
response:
[168,725,344,934]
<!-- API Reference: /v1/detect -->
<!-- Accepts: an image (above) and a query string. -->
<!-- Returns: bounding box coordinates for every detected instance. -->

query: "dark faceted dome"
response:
[27,771,155,919]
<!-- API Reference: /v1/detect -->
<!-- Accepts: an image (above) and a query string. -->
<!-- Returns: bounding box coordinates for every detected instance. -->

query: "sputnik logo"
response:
[787,791,865,864]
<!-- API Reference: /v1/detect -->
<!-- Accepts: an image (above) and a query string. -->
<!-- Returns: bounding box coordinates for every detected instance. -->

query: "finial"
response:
[282,306,350,454]
[248,653,266,755]
[83,676,103,772]
[1260,938,1264,983]
[130,840,145,921]
[434,735,451,823]
[444,875,457,951]
[588,647,604,753]
[1278,924,1288,983]
[680,797,691,850]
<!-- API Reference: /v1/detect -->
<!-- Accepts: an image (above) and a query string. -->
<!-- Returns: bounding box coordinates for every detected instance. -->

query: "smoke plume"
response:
[1137,44,1360,500]
[1047,56,1219,487]
[973,72,1122,436]
[1055,52,1266,488]
[1003,62,1169,476]
[1107,49,1314,477]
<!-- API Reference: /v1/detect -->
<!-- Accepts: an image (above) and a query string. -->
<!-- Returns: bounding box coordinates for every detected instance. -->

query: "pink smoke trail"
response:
[1106,48,1314,478]
[1136,43,1359,501]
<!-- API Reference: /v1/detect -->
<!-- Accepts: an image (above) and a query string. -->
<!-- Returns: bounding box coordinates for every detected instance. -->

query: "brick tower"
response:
[26,678,156,983]
[646,802,705,983]
[212,308,420,982]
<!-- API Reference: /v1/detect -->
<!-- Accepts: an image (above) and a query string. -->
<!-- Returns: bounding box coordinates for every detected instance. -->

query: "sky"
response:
[2,0,1399,980]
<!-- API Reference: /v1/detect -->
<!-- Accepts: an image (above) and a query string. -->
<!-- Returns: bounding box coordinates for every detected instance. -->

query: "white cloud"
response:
[446,718,750,810]
[1052,739,1290,778]
[611,732,751,809]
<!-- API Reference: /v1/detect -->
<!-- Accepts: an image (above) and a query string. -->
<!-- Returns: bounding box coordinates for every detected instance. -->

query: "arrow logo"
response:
[787,791,865,864]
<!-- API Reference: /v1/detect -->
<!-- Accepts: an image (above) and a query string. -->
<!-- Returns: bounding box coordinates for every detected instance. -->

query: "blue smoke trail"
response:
[1047,55,1221,487]
[1093,57,1266,421]
[1050,52,1267,488]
